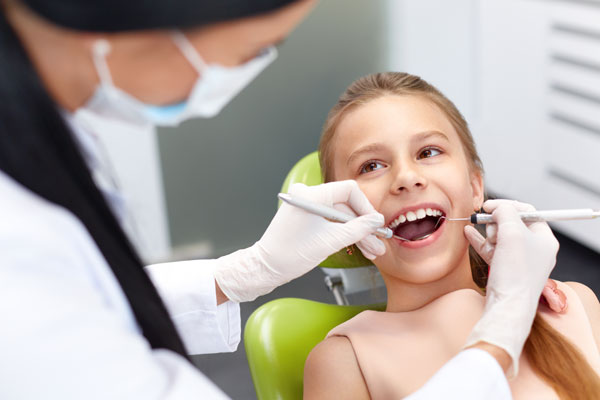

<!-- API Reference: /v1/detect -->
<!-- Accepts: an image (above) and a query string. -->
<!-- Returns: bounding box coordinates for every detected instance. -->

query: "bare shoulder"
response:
[303,336,369,400]
[564,281,600,313]
[564,281,600,348]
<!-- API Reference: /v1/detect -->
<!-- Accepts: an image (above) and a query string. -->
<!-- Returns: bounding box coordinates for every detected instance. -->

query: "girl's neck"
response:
[383,251,482,313]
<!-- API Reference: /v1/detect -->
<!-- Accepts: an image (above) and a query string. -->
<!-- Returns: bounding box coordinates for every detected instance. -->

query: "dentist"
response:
[0,0,561,398]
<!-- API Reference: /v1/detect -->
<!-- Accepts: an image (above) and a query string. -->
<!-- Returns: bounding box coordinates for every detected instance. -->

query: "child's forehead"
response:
[335,95,458,148]
[338,96,453,135]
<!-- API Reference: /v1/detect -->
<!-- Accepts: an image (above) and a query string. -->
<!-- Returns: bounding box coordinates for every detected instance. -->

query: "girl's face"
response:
[331,95,483,285]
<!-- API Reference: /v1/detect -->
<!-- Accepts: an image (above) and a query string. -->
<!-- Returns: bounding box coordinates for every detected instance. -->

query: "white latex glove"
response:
[466,217,567,314]
[463,200,559,378]
[214,181,386,303]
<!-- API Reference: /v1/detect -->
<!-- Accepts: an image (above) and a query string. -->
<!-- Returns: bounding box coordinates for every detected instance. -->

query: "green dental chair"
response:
[244,152,385,400]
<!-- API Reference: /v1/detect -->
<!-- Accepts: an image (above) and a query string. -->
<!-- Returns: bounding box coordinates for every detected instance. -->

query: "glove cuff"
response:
[463,292,538,379]
[213,244,282,303]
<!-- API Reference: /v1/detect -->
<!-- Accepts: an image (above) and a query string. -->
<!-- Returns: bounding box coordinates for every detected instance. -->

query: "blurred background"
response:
[96,0,600,397]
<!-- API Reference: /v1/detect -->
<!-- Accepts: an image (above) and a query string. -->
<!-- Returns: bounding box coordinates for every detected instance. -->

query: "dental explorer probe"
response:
[446,209,600,224]
[278,193,394,239]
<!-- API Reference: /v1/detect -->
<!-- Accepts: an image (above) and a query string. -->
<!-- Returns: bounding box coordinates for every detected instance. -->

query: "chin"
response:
[376,237,471,284]
[400,258,463,284]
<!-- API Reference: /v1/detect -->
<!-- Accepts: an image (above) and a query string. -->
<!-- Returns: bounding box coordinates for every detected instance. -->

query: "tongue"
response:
[395,218,438,241]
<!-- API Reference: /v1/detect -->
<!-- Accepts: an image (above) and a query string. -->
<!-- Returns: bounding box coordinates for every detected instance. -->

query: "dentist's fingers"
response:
[352,239,384,261]
[486,223,498,245]
[464,225,495,264]
[333,202,357,217]
[332,202,386,260]
[464,225,485,250]
[288,180,378,217]
[484,200,532,235]
[483,199,536,213]
[326,212,385,254]
[541,279,568,313]
[467,212,567,313]
[490,204,527,237]
[356,235,385,260]
[327,180,378,215]
[484,199,555,237]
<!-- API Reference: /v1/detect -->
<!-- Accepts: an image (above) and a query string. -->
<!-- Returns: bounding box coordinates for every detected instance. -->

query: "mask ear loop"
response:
[91,39,115,89]
[171,30,207,75]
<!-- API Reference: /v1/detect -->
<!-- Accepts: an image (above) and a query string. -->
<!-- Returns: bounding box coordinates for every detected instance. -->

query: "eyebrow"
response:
[346,143,388,166]
[417,130,450,143]
[345,130,450,166]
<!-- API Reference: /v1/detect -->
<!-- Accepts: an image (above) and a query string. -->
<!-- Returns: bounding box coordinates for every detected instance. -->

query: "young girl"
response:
[303,72,600,399]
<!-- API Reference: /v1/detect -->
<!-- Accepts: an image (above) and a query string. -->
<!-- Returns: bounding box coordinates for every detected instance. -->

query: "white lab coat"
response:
[0,169,238,399]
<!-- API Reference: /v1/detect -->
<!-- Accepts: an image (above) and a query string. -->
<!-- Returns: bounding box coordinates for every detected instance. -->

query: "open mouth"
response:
[388,208,445,242]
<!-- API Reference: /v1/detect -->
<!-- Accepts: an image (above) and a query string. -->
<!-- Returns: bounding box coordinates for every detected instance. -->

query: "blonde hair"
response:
[318,72,600,399]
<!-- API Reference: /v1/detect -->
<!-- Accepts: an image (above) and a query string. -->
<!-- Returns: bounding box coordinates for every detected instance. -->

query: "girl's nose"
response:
[390,164,427,194]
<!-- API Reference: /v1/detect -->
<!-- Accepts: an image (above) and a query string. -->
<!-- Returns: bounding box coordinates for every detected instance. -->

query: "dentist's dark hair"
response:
[0,8,189,357]
[319,71,600,400]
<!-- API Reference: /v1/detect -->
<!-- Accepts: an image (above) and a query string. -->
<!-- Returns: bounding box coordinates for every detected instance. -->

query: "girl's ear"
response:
[470,171,484,211]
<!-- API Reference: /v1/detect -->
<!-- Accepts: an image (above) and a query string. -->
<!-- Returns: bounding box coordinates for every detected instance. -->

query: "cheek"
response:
[356,180,385,210]
[435,165,474,207]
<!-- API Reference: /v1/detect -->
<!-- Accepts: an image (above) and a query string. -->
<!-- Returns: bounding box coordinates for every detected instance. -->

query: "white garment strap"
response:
[405,349,512,399]
[171,30,207,74]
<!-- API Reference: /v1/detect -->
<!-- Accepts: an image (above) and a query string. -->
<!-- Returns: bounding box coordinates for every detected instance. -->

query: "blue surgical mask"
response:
[80,30,277,128]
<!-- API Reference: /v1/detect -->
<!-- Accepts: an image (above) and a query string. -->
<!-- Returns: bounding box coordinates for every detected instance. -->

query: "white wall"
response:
[386,0,479,124]
[386,0,600,252]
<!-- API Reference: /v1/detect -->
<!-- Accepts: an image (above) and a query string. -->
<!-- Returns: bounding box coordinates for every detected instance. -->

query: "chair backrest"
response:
[244,298,385,400]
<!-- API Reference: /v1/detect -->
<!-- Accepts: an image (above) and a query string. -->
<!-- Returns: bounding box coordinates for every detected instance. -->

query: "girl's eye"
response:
[360,160,385,174]
[418,147,442,159]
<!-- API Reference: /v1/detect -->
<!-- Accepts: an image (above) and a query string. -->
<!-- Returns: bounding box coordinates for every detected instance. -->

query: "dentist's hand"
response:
[463,200,560,378]
[465,215,567,313]
[214,181,386,303]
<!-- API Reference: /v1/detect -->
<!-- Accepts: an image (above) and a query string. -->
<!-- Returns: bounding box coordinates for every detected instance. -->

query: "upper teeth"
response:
[388,208,443,229]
